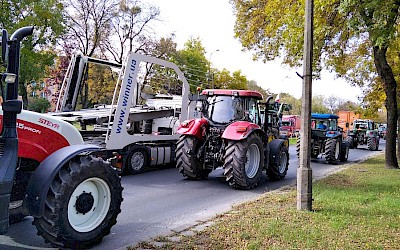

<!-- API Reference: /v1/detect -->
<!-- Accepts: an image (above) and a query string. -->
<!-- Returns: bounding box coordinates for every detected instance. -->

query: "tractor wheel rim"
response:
[68,177,111,233]
[131,151,145,171]
[245,144,260,178]
[278,151,288,174]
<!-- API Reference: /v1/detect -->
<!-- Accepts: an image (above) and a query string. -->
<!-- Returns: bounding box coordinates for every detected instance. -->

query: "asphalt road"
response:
[0,141,385,250]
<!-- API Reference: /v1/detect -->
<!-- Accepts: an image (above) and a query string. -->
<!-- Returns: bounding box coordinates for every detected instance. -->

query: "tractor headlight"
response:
[2,73,16,84]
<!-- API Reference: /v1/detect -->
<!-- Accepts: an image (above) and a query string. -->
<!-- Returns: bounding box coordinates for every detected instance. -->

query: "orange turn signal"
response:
[236,126,247,132]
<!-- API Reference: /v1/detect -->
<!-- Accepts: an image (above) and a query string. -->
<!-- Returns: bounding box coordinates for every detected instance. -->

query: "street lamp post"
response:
[208,49,219,89]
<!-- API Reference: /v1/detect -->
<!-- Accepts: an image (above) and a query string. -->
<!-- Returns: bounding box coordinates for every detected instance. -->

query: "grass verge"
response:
[133,154,400,249]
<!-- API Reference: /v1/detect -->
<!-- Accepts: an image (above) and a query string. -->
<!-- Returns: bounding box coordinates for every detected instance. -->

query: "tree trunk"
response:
[398,116,400,161]
[373,46,399,169]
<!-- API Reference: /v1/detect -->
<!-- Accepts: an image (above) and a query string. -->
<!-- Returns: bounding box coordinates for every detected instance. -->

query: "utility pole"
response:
[297,0,313,211]
[208,49,219,88]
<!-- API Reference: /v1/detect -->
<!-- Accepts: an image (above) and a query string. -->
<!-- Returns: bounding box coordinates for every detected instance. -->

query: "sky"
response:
[146,0,363,103]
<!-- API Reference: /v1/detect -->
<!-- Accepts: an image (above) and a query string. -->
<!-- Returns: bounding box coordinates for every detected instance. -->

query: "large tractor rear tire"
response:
[223,133,264,189]
[176,135,210,179]
[325,138,340,164]
[32,155,123,249]
[266,140,289,180]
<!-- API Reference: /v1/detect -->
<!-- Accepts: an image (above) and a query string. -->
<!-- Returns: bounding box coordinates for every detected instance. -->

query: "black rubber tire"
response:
[32,155,123,249]
[175,135,210,180]
[266,140,289,180]
[125,147,148,175]
[340,141,349,162]
[296,137,301,158]
[223,133,264,190]
[367,137,376,151]
[325,138,340,164]
[345,136,354,149]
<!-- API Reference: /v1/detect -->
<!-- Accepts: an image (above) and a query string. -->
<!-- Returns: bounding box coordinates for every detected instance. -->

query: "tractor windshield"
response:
[206,96,244,124]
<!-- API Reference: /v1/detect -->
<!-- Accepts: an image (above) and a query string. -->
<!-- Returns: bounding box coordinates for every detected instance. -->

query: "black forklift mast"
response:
[0,26,33,234]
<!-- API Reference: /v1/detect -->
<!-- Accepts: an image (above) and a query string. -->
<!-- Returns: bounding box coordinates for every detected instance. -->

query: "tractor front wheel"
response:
[325,138,340,164]
[223,133,264,189]
[367,137,379,151]
[266,140,289,180]
[176,136,210,179]
[32,155,123,249]
[296,137,301,158]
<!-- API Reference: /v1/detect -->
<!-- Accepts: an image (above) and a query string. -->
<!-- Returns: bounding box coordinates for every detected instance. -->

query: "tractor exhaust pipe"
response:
[0,26,33,234]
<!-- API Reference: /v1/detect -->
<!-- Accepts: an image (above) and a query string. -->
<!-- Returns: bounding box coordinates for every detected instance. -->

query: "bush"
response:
[28,98,50,113]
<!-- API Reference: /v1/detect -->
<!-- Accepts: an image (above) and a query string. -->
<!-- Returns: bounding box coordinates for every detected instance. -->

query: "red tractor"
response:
[0,27,123,248]
[175,89,289,189]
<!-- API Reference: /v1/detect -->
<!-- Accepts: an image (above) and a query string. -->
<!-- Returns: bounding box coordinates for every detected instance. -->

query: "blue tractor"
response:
[296,113,349,164]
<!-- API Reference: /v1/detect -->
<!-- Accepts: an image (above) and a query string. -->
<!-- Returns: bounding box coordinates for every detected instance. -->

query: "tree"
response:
[312,95,329,114]
[247,80,271,101]
[231,0,400,168]
[101,0,160,63]
[279,93,301,115]
[174,37,209,92]
[0,0,65,108]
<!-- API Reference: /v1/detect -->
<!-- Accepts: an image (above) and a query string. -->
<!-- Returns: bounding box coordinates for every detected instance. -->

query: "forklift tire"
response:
[125,146,148,175]
[266,139,289,180]
[325,138,340,164]
[32,155,123,249]
[176,135,210,180]
[223,133,264,189]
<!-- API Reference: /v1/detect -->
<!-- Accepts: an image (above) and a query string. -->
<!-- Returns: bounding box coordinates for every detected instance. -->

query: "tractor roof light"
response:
[2,73,16,84]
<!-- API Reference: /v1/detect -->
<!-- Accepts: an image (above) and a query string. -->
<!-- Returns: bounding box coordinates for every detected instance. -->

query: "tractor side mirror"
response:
[1,29,8,65]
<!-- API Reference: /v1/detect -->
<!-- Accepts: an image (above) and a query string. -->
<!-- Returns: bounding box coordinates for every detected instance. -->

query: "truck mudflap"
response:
[24,144,100,217]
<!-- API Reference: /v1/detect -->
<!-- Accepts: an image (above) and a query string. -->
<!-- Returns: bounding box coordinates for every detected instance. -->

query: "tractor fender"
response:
[24,144,100,217]
[176,118,209,140]
[222,121,264,141]
[268,139,287,165]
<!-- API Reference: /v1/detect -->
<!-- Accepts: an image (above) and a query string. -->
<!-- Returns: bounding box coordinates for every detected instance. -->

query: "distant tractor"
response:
[175,90,290,190]
[296,114,349,164]
[345,119,380,150]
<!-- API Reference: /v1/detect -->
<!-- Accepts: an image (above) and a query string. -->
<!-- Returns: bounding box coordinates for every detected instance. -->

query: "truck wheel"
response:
[296,137,301,158]
[32,155,123,249]
[223,133,264,189]
[176,135,209,179]
[125,147,148,175]
[345,136,354,149]
[266,140,289,180]
[340,141,350,162]
[325,138,340,164]
[367,137,376,151]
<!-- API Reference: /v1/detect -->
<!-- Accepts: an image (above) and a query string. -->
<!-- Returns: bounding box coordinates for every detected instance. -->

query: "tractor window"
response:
[206,96,243,124]
[205,96,260,124]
